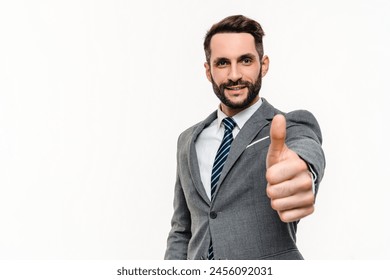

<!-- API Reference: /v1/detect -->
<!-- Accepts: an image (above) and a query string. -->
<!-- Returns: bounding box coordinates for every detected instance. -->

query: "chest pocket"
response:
[244,135,270,156]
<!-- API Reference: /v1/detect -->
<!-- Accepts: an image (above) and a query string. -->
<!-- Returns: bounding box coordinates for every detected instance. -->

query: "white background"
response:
[0,0,389,260]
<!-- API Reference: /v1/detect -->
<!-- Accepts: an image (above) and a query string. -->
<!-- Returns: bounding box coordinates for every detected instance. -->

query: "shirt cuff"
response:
[307,164,317,194]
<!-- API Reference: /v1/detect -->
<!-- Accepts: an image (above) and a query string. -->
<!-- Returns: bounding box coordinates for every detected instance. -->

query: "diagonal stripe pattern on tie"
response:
[208,117,236,260]
[210,117,236,201]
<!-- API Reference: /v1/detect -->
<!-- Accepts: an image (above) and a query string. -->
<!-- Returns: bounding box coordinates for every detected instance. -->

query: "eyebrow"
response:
[213,53,257,63]
[238,53,257,61]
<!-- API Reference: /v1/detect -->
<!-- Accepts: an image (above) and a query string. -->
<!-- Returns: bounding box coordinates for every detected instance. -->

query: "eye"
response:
[216,60,229,68]
[242,58,252,65]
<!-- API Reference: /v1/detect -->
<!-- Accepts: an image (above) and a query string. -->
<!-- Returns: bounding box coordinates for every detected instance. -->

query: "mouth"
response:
[225,85,247,91]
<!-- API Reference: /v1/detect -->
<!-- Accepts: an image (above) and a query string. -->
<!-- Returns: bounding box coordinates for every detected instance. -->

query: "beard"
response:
[211,72,262,109]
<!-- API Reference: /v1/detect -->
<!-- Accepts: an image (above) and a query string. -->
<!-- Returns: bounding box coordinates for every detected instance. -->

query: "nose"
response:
[227,63,242,82]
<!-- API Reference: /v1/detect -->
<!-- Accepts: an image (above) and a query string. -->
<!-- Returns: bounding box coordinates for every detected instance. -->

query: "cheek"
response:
[211,69,227,85]
[243,68,261,83]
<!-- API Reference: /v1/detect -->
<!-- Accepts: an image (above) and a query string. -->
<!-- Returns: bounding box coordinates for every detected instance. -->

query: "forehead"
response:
[209,33,258,59]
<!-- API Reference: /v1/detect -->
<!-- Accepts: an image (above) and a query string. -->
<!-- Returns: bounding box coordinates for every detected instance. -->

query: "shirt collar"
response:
[217,98,263,130]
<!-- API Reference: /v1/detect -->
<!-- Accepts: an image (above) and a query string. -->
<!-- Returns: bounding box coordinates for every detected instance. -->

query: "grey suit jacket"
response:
[164,99,325,260]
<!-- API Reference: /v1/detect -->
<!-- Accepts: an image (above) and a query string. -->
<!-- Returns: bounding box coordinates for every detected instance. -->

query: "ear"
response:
[261,55,269,78]
[204,62,212,82]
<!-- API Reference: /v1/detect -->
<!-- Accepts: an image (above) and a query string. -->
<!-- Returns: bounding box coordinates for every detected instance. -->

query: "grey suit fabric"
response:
[164,99,325,260]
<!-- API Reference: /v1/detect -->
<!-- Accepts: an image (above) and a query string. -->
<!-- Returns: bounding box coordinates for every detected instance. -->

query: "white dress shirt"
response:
[195,99,263,200]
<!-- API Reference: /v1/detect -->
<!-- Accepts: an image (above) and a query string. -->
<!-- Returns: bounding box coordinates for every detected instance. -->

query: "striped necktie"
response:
[208,117,236,260]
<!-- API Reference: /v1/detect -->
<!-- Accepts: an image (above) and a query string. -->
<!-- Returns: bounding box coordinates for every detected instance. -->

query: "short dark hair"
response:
[204,15,265,63]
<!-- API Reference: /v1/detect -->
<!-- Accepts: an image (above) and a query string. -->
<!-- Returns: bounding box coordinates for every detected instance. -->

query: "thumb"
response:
[267,114,287,168]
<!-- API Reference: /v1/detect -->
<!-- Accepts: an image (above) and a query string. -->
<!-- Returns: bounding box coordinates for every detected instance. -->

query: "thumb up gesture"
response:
[266,114,315,223]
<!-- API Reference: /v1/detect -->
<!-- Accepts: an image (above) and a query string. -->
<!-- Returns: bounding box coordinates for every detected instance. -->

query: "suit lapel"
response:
[213,99,277,200]
[187,111,218,205]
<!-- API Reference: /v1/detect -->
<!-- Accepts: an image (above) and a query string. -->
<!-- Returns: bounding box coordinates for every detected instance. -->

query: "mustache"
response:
[220,79,251,89]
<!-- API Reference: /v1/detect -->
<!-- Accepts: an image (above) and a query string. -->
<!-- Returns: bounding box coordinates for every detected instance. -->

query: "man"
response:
[164,15,325,260]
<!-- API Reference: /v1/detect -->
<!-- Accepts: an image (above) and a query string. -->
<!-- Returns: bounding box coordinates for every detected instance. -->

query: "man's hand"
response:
[266,114,314,223]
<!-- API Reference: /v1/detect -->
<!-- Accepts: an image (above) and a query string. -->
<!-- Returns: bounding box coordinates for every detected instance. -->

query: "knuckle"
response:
[300,206,315,219]
[298,159,308,171]
[266,168,277,184]
[304,175,312,187]
[270,199,280,210]
[303,193,315,206]
[297,173,312,192]
[266,185,274,198]
[279,212,292,223]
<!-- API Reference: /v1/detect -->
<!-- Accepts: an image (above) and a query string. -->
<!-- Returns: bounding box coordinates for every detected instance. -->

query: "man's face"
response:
[205,33,269,116]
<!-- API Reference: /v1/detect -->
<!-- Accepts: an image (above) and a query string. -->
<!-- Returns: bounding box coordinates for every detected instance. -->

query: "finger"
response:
[277,206,315,223]
[269,191,314,212]
[267,114,287,168]
[267,171,312,199]
[266,155,308,185]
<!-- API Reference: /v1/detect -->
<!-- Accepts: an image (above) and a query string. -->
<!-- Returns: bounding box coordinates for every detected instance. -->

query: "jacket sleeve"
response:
[164,136,192,260]
[285,110,326,195]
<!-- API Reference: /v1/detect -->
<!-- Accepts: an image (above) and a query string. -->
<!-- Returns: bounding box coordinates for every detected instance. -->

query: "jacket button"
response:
[210,211,217,219]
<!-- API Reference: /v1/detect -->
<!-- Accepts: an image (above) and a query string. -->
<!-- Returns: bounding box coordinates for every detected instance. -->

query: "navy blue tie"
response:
[208,117,236,260]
